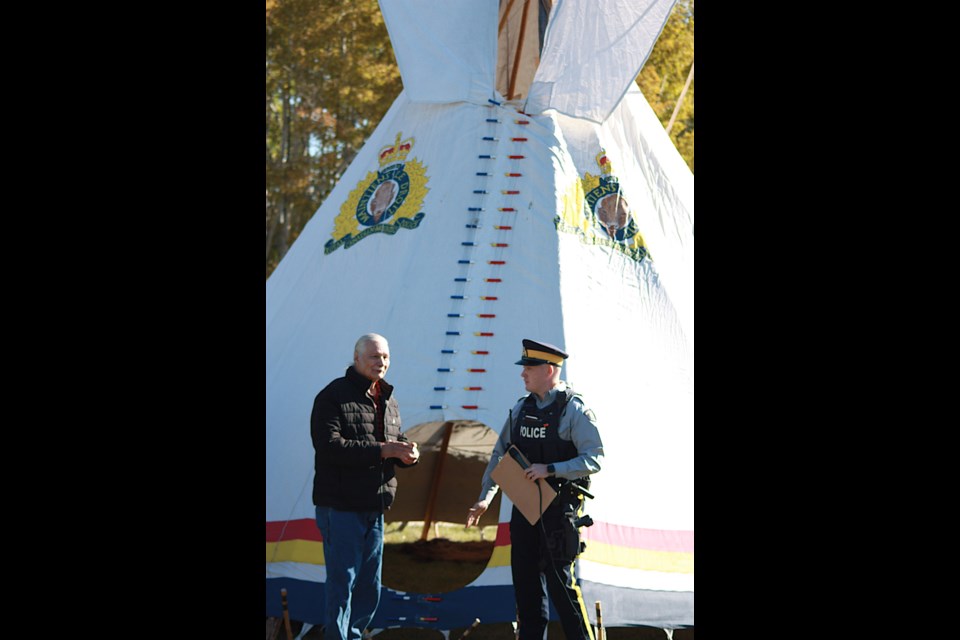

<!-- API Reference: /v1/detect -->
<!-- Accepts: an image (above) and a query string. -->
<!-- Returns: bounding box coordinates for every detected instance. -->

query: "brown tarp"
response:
[388,420,503,528]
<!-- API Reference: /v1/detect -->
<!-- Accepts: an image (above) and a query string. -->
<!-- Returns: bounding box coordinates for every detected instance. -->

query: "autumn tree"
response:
[637,0,694,172]
[266,0,402,278]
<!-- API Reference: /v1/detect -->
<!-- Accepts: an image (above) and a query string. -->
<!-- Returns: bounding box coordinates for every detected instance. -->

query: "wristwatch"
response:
[546,464,556,476]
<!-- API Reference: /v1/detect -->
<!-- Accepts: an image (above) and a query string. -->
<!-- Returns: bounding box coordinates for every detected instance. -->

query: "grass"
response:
[383,522,495,594]
[384,521,499,544]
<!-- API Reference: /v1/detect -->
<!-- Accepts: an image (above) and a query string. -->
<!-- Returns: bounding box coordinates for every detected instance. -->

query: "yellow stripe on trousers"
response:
[569,557,595,640]
[579,541,693,573]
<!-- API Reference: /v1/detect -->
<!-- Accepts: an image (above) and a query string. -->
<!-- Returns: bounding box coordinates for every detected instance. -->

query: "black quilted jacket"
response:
[310,366,415,511]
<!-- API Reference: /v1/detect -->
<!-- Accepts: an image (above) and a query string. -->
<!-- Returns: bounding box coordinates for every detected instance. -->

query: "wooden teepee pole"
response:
[458,618,482,640]
[595,601,604,640]
[420,421,455,540]
[665,61,694,135]
[281,588,294,640]
[498,0,518,34]
[507,0,533,100]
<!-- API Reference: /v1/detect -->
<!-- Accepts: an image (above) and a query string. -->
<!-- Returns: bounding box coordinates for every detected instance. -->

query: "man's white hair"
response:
[354,333,388,357]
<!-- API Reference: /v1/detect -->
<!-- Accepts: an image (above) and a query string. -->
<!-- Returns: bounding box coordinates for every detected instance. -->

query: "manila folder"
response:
[490,445,557,525]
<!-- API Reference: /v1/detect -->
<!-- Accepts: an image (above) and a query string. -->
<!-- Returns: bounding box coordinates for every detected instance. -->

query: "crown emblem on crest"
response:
[596,150,614,175]
[378,132,415,168]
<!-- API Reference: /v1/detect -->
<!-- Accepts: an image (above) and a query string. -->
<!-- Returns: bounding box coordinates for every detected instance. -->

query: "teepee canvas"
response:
[267,0,693,631]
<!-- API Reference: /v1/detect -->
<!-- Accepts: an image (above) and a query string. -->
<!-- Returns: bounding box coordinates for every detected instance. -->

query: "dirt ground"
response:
[268,619,693,640]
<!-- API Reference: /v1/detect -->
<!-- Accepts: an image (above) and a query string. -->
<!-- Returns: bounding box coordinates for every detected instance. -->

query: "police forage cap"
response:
[515,339,568,366]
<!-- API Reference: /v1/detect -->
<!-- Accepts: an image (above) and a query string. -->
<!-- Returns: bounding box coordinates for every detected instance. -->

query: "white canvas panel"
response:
[379,0,499,104]
[578,560,694,592]
[527,0,677,123]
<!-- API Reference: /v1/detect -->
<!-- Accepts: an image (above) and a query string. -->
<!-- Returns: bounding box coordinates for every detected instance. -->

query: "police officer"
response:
[466,339,604,640]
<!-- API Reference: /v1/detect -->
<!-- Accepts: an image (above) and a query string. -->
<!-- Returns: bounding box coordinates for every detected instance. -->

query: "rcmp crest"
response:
[325,132,430,254]
[575,150,649,263]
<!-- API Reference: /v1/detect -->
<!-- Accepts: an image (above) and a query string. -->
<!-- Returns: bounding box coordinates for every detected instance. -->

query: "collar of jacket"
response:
[345,366,394,399]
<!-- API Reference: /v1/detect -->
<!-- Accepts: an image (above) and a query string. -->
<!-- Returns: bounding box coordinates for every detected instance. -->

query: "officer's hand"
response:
[524,463,550,481]
[466,500,488,528]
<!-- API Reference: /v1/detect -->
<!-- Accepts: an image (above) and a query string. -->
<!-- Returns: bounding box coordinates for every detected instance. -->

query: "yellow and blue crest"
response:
[556,150,649,263]
[325,132,430,254]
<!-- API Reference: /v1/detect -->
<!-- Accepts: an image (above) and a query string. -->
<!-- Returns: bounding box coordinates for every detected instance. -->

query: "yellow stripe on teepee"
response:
[266,540,325,565]
[580,541,693,574]
[488,544,511,567]
[265,539,689,574]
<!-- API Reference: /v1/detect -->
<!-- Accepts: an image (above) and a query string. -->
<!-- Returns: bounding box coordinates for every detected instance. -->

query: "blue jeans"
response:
[315,506,384,640]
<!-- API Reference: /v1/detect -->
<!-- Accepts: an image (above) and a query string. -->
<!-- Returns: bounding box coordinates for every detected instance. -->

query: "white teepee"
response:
[266,0,693,631]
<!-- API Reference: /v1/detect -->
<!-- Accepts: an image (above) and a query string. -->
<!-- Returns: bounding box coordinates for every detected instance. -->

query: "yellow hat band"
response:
[523,349,564,366]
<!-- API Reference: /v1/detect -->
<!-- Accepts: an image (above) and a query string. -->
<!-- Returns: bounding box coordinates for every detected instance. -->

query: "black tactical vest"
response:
[511,389,579,477]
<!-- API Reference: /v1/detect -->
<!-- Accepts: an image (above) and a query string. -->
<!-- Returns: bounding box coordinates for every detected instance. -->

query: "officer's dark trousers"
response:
[509,493,594,640]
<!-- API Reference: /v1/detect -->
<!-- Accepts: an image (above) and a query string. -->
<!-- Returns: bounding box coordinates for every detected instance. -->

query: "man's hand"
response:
[466,500,488,528]
[381,441,419,464]
[524,463,550,481]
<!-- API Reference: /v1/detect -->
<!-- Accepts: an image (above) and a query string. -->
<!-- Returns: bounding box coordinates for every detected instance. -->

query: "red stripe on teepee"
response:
[491,521,692,553]
[266,519,322,542]
[583,522,694,553]
[266,520,690,551]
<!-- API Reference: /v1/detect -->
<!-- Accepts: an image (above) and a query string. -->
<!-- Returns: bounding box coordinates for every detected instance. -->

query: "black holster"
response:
[542,496,585,564]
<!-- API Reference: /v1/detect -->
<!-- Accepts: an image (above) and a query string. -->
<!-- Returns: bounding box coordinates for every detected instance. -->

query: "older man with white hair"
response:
[311,333,419,640]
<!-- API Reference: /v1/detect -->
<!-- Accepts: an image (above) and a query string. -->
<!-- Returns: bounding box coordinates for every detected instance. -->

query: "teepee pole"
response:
[458,618,482,640]
[498,0,518,34]
[281,588,294,640]
[421,421,455,540]
[595,601,605,640]
[665,61,694,136]
[507,0,533,100]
